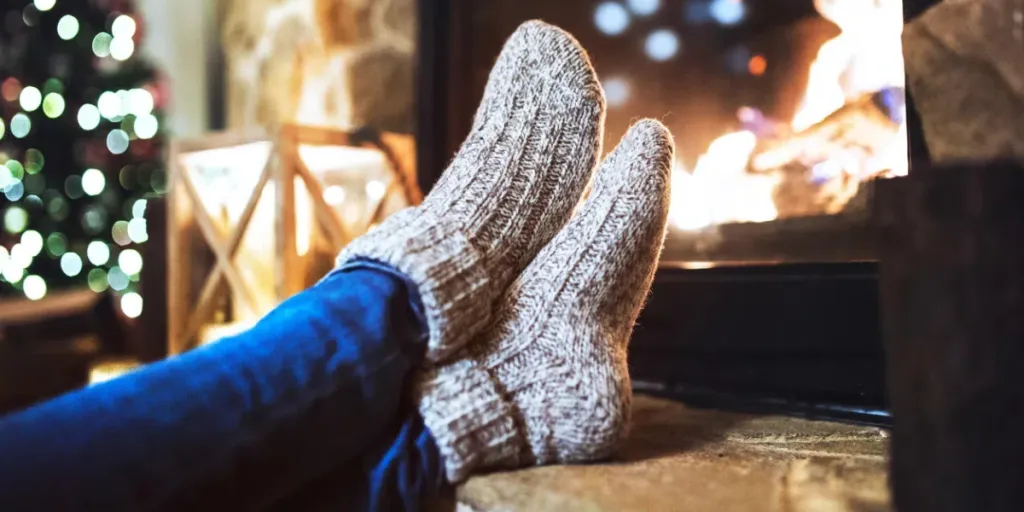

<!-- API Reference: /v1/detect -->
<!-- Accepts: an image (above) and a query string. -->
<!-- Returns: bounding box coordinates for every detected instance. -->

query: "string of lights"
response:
[0,0,165,320]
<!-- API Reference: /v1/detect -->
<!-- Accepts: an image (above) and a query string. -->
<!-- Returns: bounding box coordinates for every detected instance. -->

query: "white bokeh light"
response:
[10,114,31,138]
[710,0,746,26]
[324,185,347,206]
[33,0,56,11]
[134,114,158,139]
[57,15,79,40]
[603,77,631,107]
[97,91,121,119]
[107,129,130,155]
[78,104,101,130]
[121,292,143,318]
[645,29,681,61]
[82,168,106,196]
[2,264,24,284]
[127,218,148,243]
[23,275,47,300]
[112,15,137,38]
[20,86,42,112]
[128,88,154,116]
[21,230,44,256]
[365,180,386,201]
[595,2,631,36]
[60,252,83,276]
[627,0,661,16]
[109,37,134,61]
[87,240,110,266]
[118,249,143,275]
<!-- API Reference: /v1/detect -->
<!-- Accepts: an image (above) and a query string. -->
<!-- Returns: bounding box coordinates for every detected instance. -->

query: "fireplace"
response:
[416,0,940,424]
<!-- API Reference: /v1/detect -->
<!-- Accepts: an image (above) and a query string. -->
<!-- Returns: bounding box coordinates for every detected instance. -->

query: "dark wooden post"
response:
[875,160,1024,512]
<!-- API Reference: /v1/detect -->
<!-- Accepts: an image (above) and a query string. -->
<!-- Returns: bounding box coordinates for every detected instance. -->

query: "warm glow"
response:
[748,55,767,76]
[669,0,906,231]
[89,359,141,385]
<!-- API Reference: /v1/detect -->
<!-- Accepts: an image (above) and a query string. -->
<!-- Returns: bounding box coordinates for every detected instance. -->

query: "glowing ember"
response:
[670,0,907,231]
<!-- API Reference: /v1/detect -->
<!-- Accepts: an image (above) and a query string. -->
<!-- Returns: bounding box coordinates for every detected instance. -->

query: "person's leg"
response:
[268,408,446,512]
[0,261,429,511]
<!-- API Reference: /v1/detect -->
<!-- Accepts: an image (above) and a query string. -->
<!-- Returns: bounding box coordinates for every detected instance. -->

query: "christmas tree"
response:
[0,0,165,318]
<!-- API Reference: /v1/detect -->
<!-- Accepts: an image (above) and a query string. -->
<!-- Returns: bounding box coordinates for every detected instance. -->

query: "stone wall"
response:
[903,0,1024,162]
[220,0,415,133]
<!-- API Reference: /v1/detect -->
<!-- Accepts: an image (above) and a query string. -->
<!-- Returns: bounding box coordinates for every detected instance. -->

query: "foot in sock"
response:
[337,21,605,362]
[418,120,674,482]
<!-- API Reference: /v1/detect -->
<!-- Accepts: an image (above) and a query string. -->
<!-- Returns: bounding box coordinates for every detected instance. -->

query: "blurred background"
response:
[0,0,906,412]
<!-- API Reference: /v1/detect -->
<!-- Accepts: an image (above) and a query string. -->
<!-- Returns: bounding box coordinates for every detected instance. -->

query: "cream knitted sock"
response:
[417,120,674,482]
[337,20,604,362]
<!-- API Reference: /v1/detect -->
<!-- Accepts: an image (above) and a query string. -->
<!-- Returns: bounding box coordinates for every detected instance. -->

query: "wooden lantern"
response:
[167,124,420,354]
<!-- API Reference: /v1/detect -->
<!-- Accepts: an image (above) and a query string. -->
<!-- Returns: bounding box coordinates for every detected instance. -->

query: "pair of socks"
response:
[338,20,673,482]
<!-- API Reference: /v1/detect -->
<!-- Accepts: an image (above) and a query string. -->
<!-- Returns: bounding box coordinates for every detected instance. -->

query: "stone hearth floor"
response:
[435,395,891,512]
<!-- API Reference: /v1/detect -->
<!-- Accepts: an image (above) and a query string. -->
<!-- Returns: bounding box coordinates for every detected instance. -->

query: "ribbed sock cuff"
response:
[337,207,495,362]
[416,359,524,483]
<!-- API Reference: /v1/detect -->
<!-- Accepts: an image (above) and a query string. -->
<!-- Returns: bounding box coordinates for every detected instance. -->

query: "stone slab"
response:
[441,395,890,512]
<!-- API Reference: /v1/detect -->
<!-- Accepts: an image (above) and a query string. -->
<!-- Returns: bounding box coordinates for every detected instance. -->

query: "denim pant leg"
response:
[0,263,443,511]
[271,407,446,511]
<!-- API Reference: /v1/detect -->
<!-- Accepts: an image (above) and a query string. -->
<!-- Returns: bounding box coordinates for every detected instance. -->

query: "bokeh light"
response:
[118,249,143,275]
[82,168,106,196]
[748,54,767,75]
[21,230,44,256]
[107,266,129,291]
[60,252,83,276]
[33,0,56,12]
[4,181,24,201]
[11,113,31,138]
[78,104,101,130]
[645,29,681,61]
[23,275,46,300]
[132,199,147,219]
[46,232,68,256]
[603,77,631,107]
[710,0,746,26]
[627,0,661,16]
[57,15,79,40]
[92,32,113,58]
[112,220,131,246]
[2,264,25,284]
[19,86,41,111]
[97,91,121,119]
[121,292,143,318]
[4,206,28,234]
[42,92,65,118]
[87,268,109,292]
[87,240,110,266]
[365,180,386,201]
[112,15,137,38]
[107,129,130,154]
[25,148,44,174]
[128,88,154,116]
[110,37,134,61]
[127,218,147,243]
[595,2,630,36]
[134,114,158,139]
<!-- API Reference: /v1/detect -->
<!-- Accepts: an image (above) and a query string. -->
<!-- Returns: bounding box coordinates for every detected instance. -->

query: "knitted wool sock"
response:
[417,120,674,482]
[337,20,604,362]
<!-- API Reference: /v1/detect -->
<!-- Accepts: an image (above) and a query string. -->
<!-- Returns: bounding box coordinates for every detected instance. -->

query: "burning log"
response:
[747,88,904,218]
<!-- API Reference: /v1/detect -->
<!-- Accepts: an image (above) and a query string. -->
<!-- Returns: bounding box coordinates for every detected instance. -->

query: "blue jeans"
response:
[0,261,446,511]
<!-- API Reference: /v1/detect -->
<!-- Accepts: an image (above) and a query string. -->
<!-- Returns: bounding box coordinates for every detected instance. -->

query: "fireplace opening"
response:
[417,0,928,424]
[419,0,910,265]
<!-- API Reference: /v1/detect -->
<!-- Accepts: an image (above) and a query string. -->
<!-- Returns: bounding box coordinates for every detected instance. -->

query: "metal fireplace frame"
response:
[414,0,940,425]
